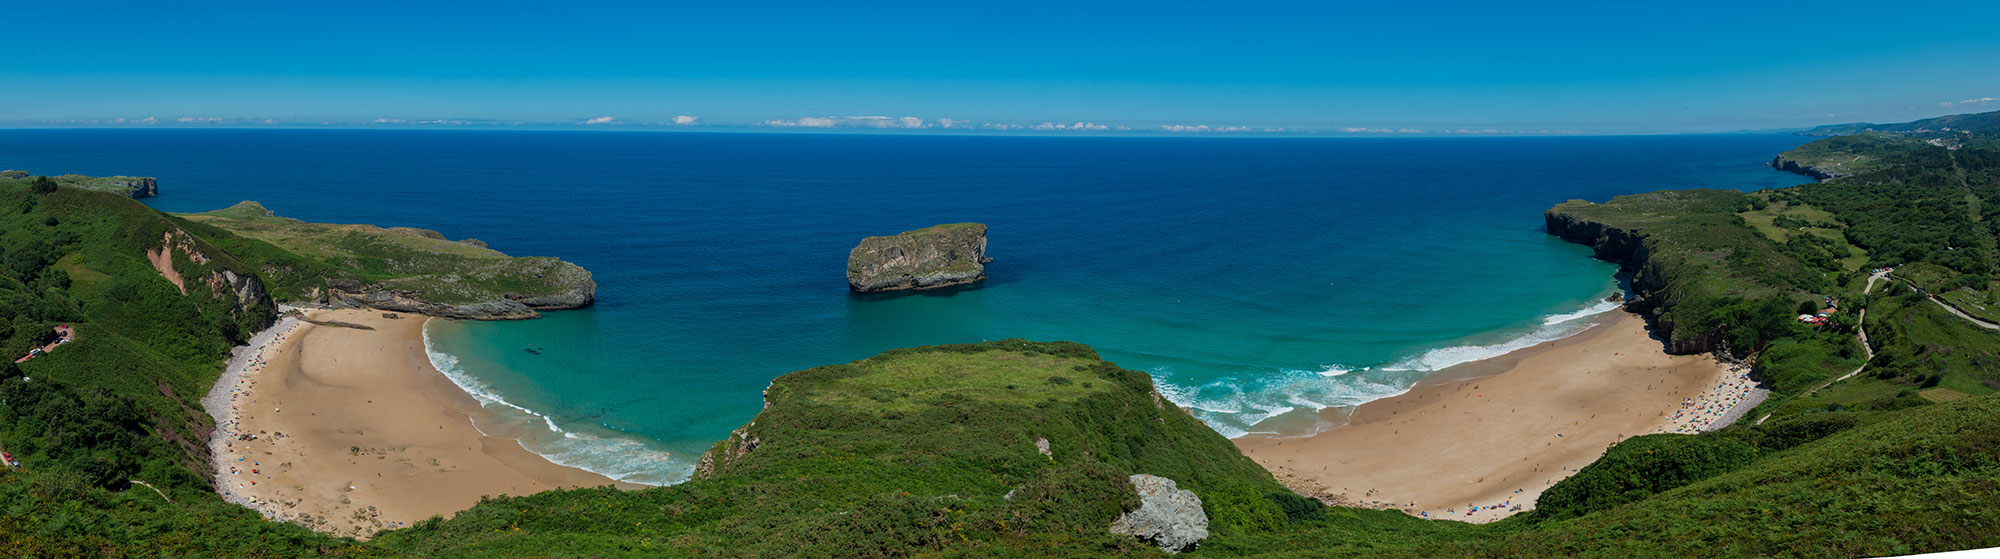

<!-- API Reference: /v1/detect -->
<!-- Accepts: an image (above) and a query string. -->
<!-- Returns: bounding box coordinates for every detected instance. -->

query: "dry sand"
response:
[209,309,632,538]
[1236,311,1757,523]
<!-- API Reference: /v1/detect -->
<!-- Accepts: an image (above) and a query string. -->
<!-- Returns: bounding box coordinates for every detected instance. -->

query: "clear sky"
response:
[6,0,2000,133]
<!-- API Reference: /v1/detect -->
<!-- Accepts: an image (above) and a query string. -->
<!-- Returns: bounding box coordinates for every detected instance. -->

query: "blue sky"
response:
[6,0,2000,133]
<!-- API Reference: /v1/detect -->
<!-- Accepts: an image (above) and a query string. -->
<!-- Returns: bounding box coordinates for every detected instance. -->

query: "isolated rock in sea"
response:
[846,223,990,292]
[1109,474,1209,553]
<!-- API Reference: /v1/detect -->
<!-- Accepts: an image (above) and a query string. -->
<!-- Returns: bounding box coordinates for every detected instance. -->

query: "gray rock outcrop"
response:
[1770,155,1843,181]
[1109,474,1209,553]
[847,223,990,292]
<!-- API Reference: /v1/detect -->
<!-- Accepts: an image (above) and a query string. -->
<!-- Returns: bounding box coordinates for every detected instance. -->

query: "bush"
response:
[1533,434,1756,520]
[28,176,57,195]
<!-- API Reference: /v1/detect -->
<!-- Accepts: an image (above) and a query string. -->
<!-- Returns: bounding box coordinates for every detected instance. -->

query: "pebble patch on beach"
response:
[204,308,409,539]
[1656,364,1764,434]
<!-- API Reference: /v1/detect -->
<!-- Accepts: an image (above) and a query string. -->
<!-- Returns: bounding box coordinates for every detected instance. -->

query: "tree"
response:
[29,175,58,195]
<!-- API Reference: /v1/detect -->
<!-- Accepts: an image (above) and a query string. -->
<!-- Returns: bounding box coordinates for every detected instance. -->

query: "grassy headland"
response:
[180,201,594,319]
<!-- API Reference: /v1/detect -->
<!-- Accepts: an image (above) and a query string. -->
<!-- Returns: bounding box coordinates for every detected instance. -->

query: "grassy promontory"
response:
[181,201,595,319]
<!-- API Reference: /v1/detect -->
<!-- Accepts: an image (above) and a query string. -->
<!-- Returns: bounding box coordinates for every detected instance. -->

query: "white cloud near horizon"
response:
[1943,97,1998,107]
[1032,122,1109,131]
[584,116,616,125]
[671,115,699,125]
[758,116,929,129]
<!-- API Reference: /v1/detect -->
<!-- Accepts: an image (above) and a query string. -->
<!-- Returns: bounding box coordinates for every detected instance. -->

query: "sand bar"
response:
[207,309,634,538]
[1235,311,1757,523]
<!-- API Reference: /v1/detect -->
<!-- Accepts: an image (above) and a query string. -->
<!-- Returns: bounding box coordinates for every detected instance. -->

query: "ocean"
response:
[0,129,1809,485]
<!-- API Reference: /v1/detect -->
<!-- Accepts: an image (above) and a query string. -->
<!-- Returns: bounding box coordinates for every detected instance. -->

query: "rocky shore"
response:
[1770,155,1843,181]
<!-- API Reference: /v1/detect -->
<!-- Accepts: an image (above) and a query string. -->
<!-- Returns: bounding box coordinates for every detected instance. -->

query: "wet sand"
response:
[210,309,634,538]
[1235,311,1753,523]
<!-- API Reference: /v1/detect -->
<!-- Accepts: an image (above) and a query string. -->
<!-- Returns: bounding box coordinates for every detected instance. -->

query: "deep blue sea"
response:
[0,130,1810,484]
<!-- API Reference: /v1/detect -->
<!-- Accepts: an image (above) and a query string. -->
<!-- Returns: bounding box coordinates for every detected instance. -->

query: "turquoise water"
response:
[0,130,1811,484]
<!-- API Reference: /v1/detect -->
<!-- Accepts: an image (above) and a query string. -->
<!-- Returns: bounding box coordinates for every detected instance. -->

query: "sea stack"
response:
[846,223,990,292]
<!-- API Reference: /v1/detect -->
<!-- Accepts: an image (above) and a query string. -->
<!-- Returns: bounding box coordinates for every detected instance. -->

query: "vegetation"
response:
[7,112,2000,556]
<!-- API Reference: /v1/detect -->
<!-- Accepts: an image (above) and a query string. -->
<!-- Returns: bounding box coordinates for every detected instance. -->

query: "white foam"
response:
[422,322,679,486]
[1542,299,1623,325]
[1381,302,1614,373]
[1315,365,1354,378]
[1157,297,1622,438]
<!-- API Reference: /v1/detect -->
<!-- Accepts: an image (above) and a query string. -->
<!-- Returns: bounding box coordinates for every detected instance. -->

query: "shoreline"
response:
[1234,310,1760,523]
[205,308,638,538]
[202,305,304,514]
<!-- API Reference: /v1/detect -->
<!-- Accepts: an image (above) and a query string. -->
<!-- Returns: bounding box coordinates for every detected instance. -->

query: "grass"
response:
[1920,388,1971,403]
[818,350,1110,411]
[1738,196,1867,271]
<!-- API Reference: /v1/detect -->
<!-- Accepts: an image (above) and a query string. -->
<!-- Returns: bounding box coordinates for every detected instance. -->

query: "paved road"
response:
[1879,272,2000,330]
[1926,295,2000,330]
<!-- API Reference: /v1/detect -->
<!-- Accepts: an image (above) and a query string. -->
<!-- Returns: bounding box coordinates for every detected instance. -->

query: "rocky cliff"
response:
[1545,209,1722,355]
[1770,155,1843,181]
[321,267,594,321]
[846,223,990,292]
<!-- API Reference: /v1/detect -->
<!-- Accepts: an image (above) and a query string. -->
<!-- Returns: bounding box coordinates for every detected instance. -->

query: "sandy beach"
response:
[205,309,633,538]
[1235,310,1759,523]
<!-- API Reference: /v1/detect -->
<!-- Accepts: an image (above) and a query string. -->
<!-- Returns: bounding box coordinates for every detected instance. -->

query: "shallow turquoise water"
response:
[0,130,1811,484]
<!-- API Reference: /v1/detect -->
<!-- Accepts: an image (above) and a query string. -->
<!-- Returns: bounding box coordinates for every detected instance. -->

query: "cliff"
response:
[846,223,990,292]
[1544,207,1718,354]
[1543,188,1819,357]
[181,201,594,320]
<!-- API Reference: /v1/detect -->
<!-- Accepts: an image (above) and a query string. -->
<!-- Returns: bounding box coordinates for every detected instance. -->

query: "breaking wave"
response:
[423,323,684,486]
[1157,297,1622,439]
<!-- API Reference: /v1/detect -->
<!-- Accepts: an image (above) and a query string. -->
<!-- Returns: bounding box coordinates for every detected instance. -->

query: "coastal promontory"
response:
[1,170,158,198]
[846,222,990,292]
[180,201,595,320]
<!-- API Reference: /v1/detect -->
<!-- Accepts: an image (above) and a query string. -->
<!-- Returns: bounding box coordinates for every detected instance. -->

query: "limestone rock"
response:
[846,223,990,292]
[1109,474,1208,553]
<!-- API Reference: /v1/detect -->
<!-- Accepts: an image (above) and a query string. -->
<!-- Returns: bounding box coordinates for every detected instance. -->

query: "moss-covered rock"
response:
[846,223,989,292]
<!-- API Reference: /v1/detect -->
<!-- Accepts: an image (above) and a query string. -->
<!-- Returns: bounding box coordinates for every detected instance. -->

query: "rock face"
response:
[1109,474,1209,553]
[846,223,990,292]
[108,176,159,198]
[1770,155,1843,181]
[322,272,594,321]
[1544,210,1719,355]
[147,228,279,327]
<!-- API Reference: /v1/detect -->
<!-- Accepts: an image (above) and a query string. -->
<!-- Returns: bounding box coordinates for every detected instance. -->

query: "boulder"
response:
[1109,474,1209,553]
[846,223,990,292]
